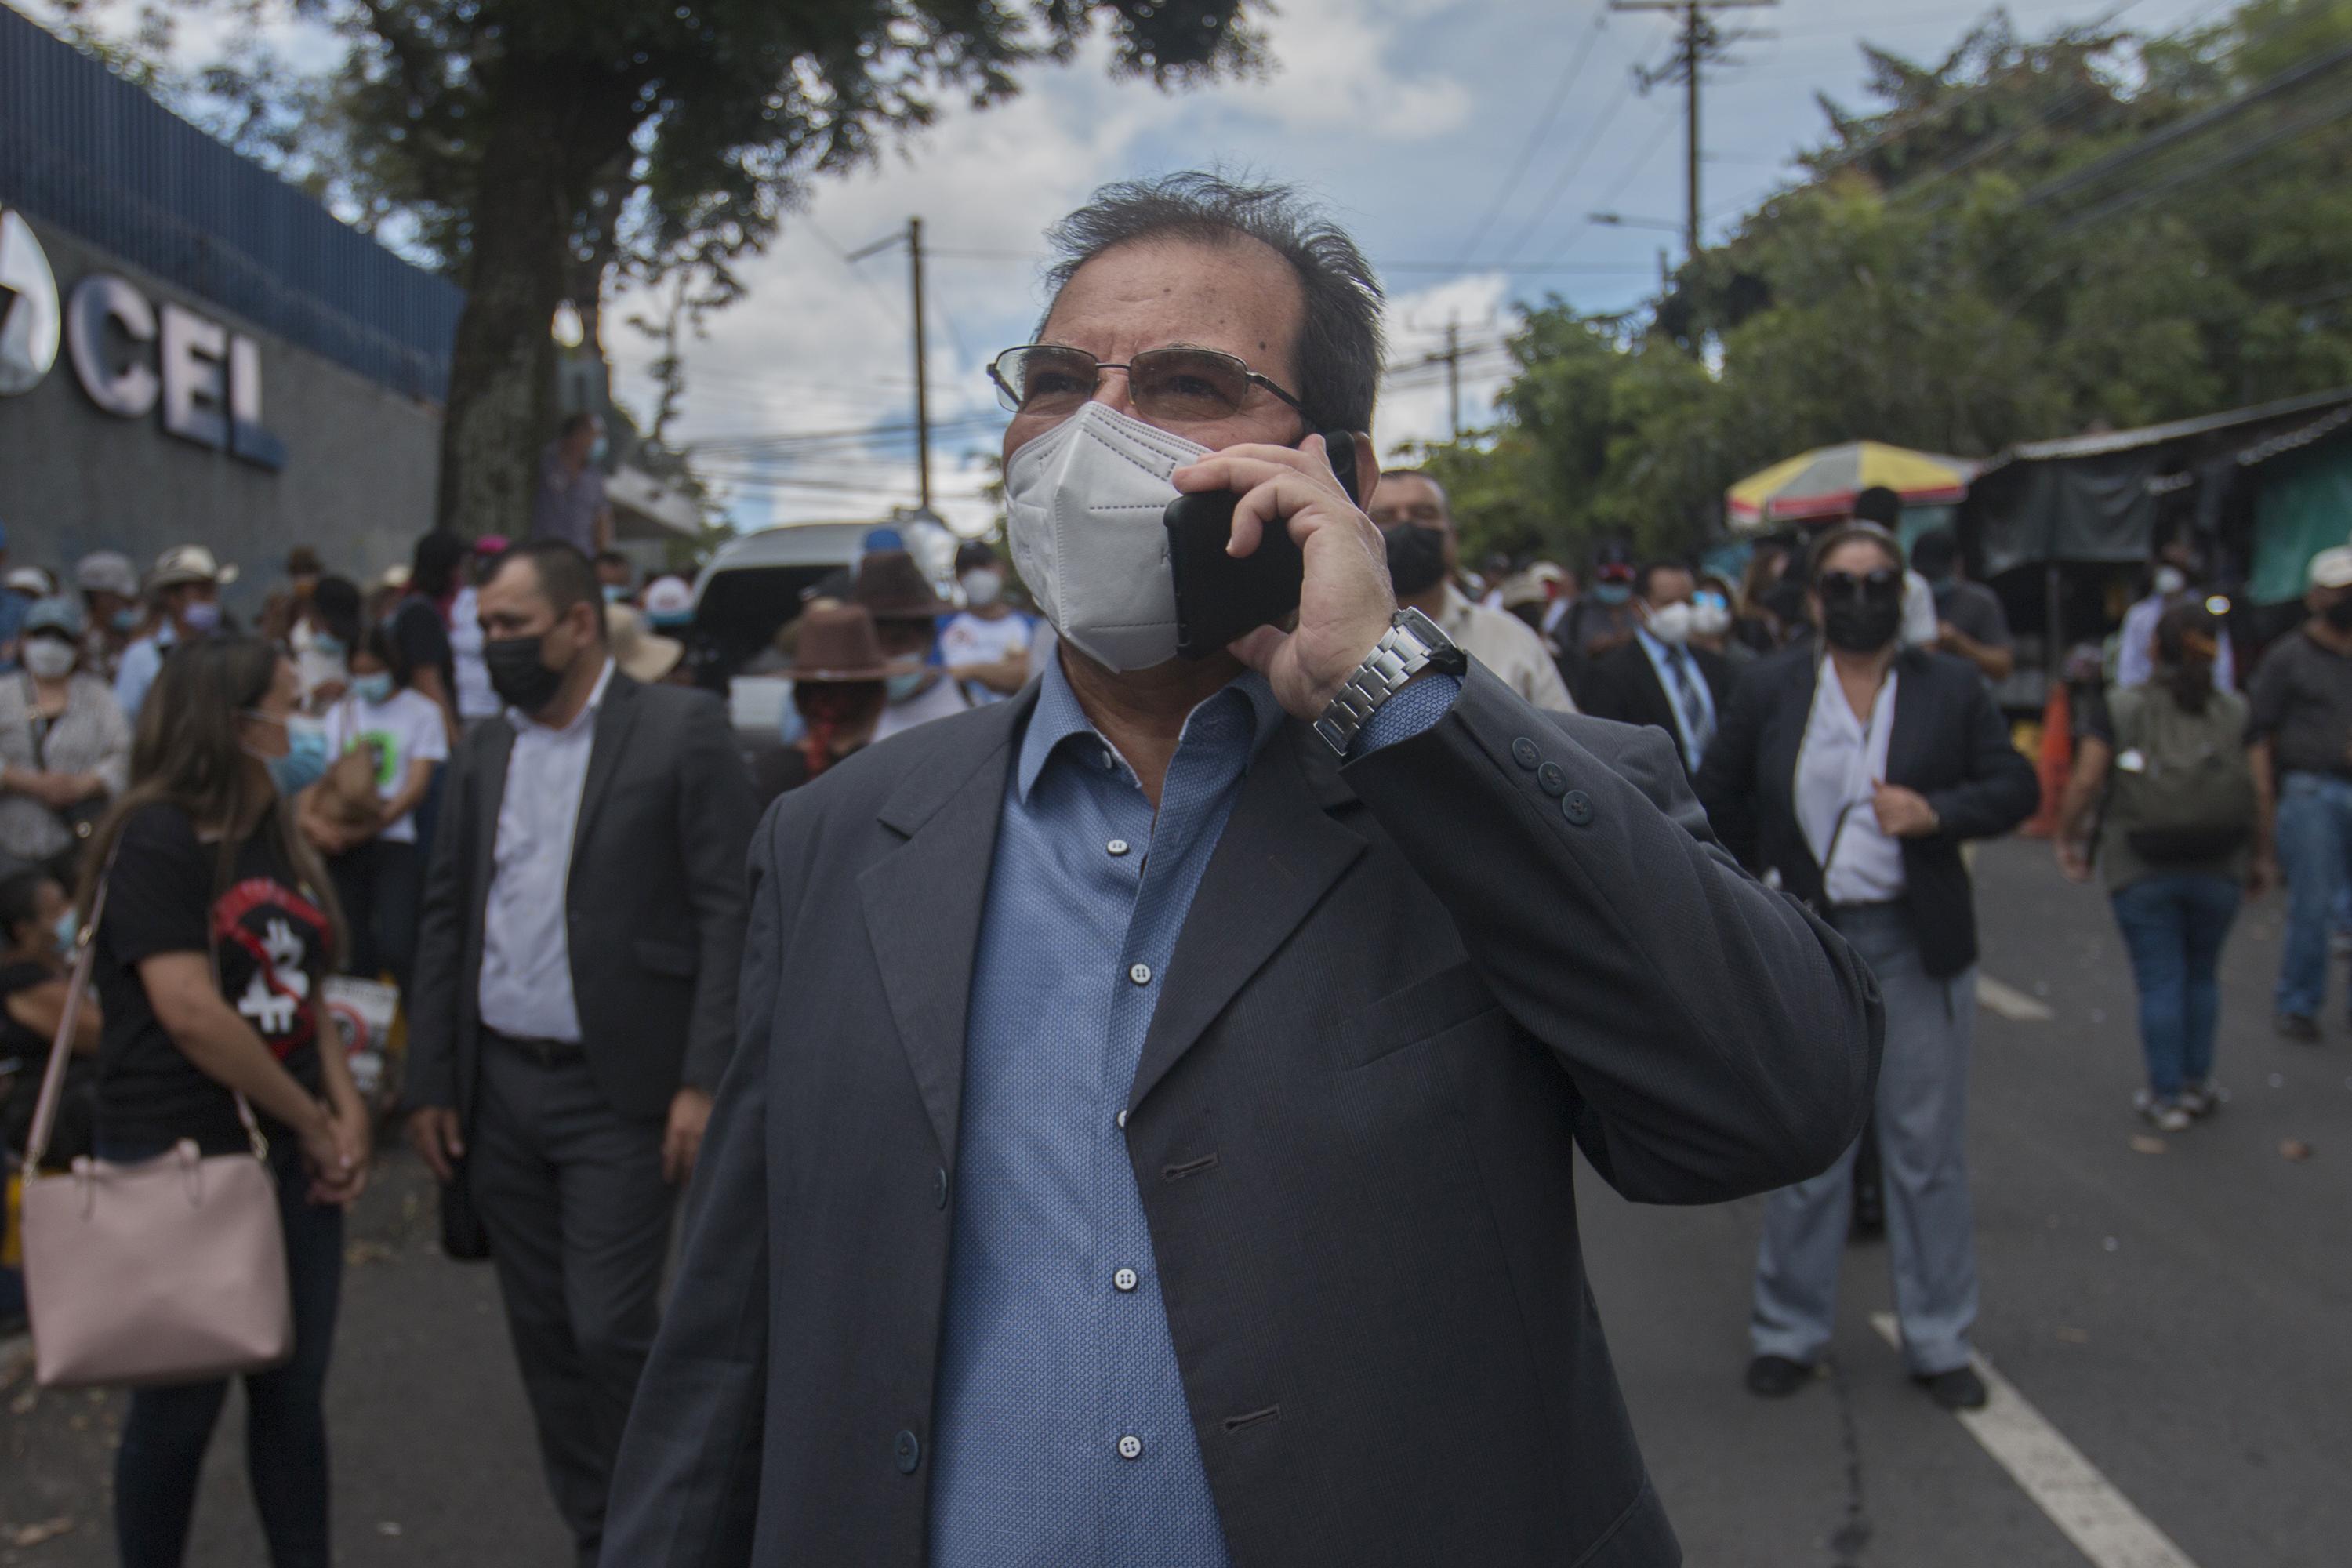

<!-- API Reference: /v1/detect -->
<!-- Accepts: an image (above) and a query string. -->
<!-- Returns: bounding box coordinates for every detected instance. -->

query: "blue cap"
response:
[862,526,906,554]
[24,595,85,638]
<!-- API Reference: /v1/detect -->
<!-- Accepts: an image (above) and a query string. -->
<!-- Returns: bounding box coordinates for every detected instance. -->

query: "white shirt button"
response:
[1115,1109,1128,1130]
[1107,838,1131,856]
[1128,963,1152,985]
[1113,1267,1138,1293]
[1116,1434,1143,1461]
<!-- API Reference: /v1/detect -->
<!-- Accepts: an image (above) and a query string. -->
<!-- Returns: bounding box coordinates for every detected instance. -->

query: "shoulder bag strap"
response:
[20,851,111,1174]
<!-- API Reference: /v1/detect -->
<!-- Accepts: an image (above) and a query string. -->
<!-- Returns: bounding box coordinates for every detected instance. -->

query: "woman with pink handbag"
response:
[73,636,371,1568]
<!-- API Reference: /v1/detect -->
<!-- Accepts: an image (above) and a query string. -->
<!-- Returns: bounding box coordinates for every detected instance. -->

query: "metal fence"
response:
[0,5,463,403]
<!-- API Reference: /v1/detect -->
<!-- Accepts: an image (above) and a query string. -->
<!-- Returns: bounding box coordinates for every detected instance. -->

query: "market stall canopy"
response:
[1963,387,2352,580]
[1726,441,1977,532]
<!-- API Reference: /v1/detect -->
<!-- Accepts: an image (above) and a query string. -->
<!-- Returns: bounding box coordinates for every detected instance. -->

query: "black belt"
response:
[486,1029,585,1065]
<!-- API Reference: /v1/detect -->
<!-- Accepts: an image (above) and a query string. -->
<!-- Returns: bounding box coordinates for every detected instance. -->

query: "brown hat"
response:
[285,545,323,579]
[789,603,914,682]
[853,550,953,621]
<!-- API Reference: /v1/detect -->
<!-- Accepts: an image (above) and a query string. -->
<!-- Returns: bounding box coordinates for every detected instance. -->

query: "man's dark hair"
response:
[0,868,53,943]
[314,575,363,649]
[1635,560,1693,601]
[1911,527,1959,579]
[495,540,607,641]
[1040,171,1385,433]
[559,411,599,441]
[1377,468,1450,513]
[410,530,466,600]
[594,549,630,572]
[1853,485,1903,528]
[954,539,999,573]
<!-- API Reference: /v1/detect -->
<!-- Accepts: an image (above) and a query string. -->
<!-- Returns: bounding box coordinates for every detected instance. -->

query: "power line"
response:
[1451,9,1617,267]
[1490,74,1646,263]
[1610,0,1780,260]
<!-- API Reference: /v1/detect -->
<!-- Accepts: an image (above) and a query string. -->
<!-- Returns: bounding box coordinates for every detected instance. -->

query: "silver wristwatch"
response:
[1315,607,1468,757]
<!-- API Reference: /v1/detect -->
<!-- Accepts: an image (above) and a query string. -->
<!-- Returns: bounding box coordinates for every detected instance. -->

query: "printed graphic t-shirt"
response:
[93,802,331,1154]
[323,688,450,842]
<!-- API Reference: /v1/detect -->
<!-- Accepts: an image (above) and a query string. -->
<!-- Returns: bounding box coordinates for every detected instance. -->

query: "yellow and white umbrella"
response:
[1726,441,1976,532]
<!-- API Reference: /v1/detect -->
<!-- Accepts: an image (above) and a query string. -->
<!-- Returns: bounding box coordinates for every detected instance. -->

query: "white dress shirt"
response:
[1436,585,1577,713]
[477,659,615,1043]
[1795,656,1906,906]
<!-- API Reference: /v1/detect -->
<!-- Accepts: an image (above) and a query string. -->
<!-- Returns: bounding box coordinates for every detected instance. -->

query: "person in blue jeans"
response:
[2245,546,2352,1041]
[80,637,368,1567]
[2059,602,2262,1130]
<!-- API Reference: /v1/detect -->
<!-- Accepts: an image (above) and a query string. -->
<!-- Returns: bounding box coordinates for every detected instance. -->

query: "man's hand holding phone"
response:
[1170,433,1396,723]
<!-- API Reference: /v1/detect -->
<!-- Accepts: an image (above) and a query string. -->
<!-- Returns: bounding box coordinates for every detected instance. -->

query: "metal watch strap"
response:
[1314,608,1457,757]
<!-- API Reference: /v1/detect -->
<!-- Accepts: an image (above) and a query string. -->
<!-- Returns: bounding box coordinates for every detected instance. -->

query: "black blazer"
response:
[604,663,1883,1568]
[1583,637,1736,778]
[1694,641,2040,978]
[405,672,759,1122]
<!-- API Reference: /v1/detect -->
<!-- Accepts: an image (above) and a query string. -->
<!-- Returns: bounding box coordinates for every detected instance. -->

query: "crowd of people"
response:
[0,169,2342,1568]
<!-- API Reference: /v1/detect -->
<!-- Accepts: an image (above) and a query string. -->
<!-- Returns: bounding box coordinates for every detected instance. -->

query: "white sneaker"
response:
[2176,1081,2223,1118]
[2133,1090,2190,1134]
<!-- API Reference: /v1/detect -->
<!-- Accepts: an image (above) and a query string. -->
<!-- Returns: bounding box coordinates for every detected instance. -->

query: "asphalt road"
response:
[4,836,2346,1566]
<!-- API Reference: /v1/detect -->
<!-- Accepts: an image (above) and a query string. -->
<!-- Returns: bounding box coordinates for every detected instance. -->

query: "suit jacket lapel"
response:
[1884,649,1933,789]
[570,673,639,861]
[1127,723,1366,1113]
[858,693,1031,1165]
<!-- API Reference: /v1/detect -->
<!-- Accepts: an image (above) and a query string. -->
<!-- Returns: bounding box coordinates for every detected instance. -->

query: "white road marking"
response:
[1870,1314,2198,1568]
[1977,975,2056,1022]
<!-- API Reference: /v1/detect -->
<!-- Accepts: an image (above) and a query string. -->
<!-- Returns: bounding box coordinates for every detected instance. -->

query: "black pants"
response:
[328,837,423,1000]
[470,1036,673,1568]
[105,1136,345,1568]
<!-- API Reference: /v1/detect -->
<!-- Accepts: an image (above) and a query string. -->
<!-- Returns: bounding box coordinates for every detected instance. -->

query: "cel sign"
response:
[0,205,285,470]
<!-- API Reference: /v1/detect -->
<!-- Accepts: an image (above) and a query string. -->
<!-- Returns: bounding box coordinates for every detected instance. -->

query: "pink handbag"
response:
[16,868,293,1389]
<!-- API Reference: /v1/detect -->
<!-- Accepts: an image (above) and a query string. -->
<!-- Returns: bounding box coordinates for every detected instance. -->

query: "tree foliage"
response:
[44,0,1266,535]
[1429,0,2352,568]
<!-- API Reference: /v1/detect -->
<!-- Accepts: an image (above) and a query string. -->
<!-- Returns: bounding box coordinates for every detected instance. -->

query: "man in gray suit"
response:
[403,540,755,1567]
[606,172,1882,1567]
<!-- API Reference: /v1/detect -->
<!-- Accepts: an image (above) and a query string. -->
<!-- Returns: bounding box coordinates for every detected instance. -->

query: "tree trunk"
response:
[434,69,622,539]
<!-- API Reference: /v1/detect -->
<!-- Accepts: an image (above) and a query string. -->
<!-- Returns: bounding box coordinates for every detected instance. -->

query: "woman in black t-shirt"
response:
[78,635,367,1568]
[0,868,101,1163]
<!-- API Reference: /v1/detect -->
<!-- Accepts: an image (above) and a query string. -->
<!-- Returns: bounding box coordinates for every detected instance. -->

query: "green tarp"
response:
[2248,443,2352,605]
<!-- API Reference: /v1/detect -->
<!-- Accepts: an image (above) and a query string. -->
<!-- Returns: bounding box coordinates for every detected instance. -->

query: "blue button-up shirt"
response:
[930,655,1455,1566]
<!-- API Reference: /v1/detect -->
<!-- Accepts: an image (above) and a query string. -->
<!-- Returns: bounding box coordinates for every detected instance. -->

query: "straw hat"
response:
[607,603,684,684]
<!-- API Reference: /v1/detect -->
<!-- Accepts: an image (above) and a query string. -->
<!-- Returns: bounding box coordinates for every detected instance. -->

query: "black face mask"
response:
[484,633,567,715]
[1821,597,1905,654]
[2328,597,2352,632]
[1383,524,1449,597]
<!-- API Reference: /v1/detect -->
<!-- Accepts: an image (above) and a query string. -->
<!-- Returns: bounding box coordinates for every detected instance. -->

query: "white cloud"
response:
[1374,272,1518,458]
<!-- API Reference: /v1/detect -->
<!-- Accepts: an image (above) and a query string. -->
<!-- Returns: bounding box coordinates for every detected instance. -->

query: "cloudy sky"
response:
[49,0,2224,535]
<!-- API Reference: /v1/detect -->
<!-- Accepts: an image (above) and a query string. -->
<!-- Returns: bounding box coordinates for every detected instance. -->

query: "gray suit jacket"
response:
[405,672,757,1122]
[605,662,1883,1566]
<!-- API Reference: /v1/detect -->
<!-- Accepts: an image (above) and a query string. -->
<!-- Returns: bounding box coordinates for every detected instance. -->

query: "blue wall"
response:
[0,5,463,402]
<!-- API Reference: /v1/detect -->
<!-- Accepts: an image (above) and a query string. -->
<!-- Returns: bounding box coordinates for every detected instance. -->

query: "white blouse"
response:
[1795,656,1907,906]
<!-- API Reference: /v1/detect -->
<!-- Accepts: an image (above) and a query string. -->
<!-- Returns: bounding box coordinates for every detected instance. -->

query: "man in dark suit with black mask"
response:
[404,540,756,1567]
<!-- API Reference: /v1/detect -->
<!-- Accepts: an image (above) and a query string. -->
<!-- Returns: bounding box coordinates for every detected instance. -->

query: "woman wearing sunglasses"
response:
[1697,523,2038,1413]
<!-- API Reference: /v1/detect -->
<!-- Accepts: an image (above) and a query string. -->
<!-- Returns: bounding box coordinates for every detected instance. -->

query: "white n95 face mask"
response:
[1004,401,1211,672]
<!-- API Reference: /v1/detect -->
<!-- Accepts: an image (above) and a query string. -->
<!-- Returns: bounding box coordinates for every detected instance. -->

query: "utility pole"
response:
[1445,318,1462,441]
[848,216,933,510]
[908,216,931,511]
[1610,1,1776,262]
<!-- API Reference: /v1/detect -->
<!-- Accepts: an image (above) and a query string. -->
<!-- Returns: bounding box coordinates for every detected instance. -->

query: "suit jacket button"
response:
[933,1167,949,1209]
[1537,761,1568,797]
[1511,737,1542,771]
[1563,790,1595,826]
[894,1428,921,1474]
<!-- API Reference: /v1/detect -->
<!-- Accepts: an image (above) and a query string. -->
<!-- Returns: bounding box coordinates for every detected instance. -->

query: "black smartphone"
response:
[1165,430,1360,660]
